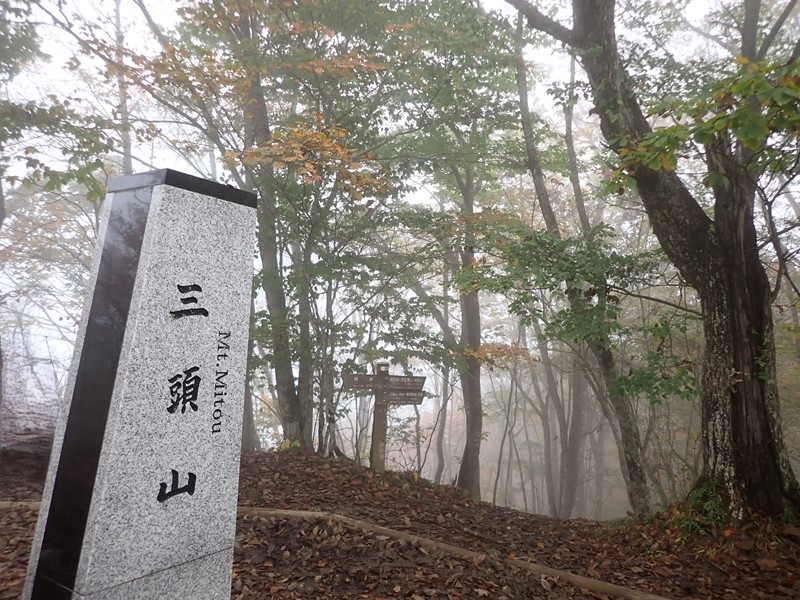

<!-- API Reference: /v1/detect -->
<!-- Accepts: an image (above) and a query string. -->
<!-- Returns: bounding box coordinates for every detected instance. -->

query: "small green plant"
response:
[674,485,727,538]
[778,505,799,525]
[755,346,773,381]
[278,439,303,451]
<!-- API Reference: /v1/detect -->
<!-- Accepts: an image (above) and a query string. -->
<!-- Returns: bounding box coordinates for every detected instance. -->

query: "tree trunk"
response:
[293,239,315,448]
[409,236,480,496]
[235,11,308,447]
[589,422,607,520]
[511,430,529,511]
[414,405,423,473]
[241,293,262,452]
[529,372,558,516]
[560,352,587,518]
[0,177,4,410]
[241,379,261,452]
[434,267,452,485]
[454,160,483,501]
[457,284,482,500]
[520,400,540,513]
[434,365,450,485]
[511,0,800,517]
[514,36,650,515]
[0,168,5,230]
[699,161,795,515]
[564,56,591,232]
[492,367,516,505]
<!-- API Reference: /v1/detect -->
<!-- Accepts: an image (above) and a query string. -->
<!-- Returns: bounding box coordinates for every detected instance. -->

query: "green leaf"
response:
[693,128,713,146]
[737,118,770,148]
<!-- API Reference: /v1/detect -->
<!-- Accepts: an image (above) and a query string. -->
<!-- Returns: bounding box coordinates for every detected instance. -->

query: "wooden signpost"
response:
[341,362,426,473]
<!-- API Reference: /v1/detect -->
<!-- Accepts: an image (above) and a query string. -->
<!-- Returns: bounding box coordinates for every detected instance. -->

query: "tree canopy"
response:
[3,0,800,522]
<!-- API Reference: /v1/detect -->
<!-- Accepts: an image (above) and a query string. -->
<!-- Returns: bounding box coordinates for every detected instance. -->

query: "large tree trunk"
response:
[510,0,800,517]
[700,148,793,515]
[255,189,307,445]
[236,11,309,447]
[130,1,309,445]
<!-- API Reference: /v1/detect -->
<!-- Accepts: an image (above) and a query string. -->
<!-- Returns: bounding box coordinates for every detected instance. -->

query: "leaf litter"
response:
[1,448,798,599]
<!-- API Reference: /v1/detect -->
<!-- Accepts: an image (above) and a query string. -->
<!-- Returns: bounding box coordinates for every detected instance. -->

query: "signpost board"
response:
[341,373,378,389]
[386,376,426,390]
[341,363,427,472]
[385,390,424,405]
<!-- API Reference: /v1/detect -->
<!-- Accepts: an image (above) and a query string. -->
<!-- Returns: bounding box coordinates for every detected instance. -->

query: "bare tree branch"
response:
[504,0,575,46]
[758,0,798,60]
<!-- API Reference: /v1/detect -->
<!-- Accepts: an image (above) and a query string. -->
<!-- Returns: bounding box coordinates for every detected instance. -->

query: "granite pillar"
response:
[23,169,257,599]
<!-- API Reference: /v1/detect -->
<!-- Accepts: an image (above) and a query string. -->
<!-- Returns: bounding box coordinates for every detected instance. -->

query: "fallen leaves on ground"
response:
[1,448,798,599]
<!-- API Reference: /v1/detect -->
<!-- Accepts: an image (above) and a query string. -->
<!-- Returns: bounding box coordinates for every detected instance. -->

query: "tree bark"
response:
[234,11,309,447]
[528,368,558,516]
[241,380,261,452]
[457,283,483,500]
[560,353,587,518]
[454,162,483,501]
[510,0,800,517]
[292,239,315,448]
[434,364,450,485]
[410,169,483,500]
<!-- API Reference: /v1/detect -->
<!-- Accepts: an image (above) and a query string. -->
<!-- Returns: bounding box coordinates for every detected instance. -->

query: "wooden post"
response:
[369,362,389,473]
[342,363,424,474]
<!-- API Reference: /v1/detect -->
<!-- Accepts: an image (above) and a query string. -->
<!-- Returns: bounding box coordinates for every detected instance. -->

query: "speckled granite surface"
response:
[24,175,256,599]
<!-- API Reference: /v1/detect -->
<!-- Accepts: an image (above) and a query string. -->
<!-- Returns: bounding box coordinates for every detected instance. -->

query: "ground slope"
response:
[1,449,798,599]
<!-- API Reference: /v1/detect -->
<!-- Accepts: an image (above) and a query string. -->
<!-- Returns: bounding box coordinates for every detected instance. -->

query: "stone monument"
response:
[23,169,257,599]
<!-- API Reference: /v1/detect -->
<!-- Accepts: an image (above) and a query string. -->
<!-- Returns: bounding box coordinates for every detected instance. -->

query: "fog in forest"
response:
[2,0,799,522]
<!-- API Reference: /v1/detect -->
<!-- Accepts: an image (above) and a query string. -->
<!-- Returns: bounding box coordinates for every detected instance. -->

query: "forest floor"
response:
[1,448,799,599]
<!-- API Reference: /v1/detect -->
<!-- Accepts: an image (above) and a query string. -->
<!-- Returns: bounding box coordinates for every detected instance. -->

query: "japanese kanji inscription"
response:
[170,283,209,319]
[167,366,202,414]
[24,169,256,600]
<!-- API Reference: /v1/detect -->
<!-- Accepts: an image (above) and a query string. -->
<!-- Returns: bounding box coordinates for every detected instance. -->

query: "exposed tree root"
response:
[0,501,672,599]
[0,501,39,510]
[238,507,674,600]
